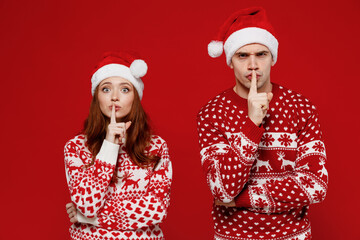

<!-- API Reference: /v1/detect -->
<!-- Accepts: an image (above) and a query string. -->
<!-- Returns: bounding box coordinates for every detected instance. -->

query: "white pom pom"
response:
[130,59,148,78]
[208,41,223,58]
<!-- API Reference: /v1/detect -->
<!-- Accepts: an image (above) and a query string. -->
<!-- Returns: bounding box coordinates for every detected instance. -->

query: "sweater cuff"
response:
[96,139,120,166]
[242,116,265,145]
[235,188,252,208]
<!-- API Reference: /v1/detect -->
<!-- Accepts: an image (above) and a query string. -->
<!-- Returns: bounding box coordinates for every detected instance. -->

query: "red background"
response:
[1,0,359,239]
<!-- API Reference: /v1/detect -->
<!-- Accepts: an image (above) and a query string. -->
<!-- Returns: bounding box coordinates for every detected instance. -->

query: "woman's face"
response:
[97,76,135,121]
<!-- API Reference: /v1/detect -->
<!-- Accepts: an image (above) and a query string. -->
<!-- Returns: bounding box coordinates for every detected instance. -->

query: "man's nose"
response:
[248,55,258,70]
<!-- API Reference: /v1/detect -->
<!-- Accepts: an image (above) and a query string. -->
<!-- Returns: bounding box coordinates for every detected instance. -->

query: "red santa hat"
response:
[91,51,147,99]
[208,7,279,66]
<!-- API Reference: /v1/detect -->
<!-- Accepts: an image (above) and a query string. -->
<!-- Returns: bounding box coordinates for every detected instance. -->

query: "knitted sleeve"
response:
[197,111,264,203]
[76,140,172,230]
[64,137,119,218]
[235,106,328,213]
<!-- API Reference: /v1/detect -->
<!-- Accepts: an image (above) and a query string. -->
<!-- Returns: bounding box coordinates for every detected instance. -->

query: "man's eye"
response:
[257,52,268,57]
[238,53,248,58]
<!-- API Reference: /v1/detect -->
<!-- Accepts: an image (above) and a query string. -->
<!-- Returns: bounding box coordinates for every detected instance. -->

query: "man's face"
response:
[230,43,274,94]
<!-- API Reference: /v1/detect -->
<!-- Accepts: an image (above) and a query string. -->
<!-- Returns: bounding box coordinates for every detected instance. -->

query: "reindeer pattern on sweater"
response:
[64,135,172,240]
[197,83,328,240]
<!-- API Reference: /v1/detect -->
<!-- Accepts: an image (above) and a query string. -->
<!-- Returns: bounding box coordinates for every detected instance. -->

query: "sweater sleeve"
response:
[96,141,172,230]
[197,112,264,203]
[64,138,119,218]
[235,106,328,213]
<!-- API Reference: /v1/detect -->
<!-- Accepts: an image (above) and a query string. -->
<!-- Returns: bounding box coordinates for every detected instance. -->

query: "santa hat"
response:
[91,51,147,99]
[208,7,279,66]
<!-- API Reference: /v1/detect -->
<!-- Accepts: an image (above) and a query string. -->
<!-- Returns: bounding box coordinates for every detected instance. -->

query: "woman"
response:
[64,51,172,240]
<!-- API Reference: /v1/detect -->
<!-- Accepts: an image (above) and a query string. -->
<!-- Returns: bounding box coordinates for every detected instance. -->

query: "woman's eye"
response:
[121,88,130,93]
[102,87,110,93]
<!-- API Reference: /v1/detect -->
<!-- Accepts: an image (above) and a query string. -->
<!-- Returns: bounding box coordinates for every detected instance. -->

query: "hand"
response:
[105,103,132,144]
[66,202,78,223]
[247,70,273,126]
[215,199,236,207]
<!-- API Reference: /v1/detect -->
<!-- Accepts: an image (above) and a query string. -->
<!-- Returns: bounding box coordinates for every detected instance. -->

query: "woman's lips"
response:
[110,106,121,111]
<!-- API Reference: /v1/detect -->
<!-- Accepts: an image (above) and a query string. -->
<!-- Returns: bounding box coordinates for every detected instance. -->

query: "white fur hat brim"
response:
[91,63,144,99]
[224,27,278,66]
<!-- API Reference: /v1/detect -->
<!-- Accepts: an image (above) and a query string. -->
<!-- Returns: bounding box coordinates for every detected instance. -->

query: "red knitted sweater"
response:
[197,83,328,240]
[64,135,172,240]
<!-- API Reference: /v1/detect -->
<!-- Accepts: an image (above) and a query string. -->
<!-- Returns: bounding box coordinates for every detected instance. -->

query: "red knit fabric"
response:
[92,51,141,75]
[64,135,172,240]
[221,7,275,43]
[197,83,328,240]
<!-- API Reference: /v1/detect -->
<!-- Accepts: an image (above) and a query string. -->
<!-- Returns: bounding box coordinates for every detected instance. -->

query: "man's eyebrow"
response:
[235,50,270,54]
[235,51,250,56]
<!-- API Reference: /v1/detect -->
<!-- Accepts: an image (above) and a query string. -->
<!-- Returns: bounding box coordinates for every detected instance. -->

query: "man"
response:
[197,7,328,240]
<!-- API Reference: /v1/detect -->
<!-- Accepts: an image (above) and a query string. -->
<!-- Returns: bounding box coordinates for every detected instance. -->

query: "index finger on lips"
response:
[111,103,116,124]
[249,70,257,96]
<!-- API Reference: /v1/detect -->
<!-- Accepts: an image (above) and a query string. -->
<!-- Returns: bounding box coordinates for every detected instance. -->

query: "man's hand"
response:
[215,199,236,207]
[105,103,131,144]
[247,70,273,126]
[66,202,78,223]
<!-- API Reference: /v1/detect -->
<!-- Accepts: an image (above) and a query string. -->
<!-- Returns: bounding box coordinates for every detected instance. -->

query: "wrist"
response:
[105,134,117,144]
[249,116,262,127]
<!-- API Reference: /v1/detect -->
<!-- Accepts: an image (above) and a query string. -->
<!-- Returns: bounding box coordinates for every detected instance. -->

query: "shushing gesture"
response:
[247,70,273,126]
[105,103,132,144]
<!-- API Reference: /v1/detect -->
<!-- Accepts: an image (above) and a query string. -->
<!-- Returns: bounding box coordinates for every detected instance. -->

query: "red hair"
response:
[83,86,160,183]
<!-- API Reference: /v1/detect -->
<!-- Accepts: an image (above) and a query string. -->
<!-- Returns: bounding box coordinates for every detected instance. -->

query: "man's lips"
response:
[246,74,261,80]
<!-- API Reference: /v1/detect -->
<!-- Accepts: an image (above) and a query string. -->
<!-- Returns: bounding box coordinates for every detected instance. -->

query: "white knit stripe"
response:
[200,143,229,165]
[70,223,164,239]
[292,172,327,204]
[259,132,297,149]
[296,140,326,161]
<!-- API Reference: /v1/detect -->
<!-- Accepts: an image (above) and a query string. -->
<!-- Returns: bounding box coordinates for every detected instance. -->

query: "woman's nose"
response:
[111,92,119,102]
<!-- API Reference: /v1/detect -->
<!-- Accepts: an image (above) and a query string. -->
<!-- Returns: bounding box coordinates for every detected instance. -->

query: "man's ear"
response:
[271,59,275,67]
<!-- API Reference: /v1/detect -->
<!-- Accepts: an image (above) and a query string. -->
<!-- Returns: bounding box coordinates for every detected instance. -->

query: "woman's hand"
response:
[66,202,78,223]
[105,104,131,144]
[215,199,236,207]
